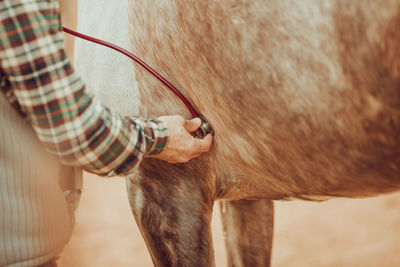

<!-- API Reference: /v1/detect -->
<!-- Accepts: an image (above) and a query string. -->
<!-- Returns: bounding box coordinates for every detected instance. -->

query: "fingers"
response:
[183,117,202,133]
[149,115,213,163]
[183,134,212,161]
[193,133,213,153]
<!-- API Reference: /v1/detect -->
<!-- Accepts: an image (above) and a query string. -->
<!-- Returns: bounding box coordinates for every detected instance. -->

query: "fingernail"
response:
[193,118,201,124]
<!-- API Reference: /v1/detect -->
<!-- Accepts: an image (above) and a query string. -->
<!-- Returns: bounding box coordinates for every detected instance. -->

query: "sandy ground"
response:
[59,173,400,267]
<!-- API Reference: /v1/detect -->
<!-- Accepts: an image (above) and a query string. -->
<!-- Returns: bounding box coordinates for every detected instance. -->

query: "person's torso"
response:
[0,89,82,267]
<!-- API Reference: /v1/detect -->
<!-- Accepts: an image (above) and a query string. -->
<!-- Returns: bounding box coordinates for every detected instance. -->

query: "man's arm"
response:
[0,0,168,176]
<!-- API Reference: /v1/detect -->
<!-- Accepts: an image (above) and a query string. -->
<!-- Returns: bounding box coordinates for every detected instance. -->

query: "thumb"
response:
[183,117,202,133]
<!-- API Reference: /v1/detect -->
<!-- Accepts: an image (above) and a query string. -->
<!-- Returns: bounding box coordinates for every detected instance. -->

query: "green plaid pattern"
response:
[0,0,168,176]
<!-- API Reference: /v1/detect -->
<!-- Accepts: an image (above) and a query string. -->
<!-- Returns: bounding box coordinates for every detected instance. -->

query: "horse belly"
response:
[128,0,400,200]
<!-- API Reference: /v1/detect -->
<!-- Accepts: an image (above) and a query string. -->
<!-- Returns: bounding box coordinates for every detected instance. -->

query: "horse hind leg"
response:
[126,158,216,267]
[219,199,274,267]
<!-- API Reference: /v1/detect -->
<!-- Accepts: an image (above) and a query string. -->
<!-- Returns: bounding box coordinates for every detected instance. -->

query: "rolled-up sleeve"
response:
[0,0,168,176]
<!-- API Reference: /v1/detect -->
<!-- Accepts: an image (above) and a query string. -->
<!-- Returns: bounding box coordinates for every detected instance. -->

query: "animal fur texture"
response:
[128,0,400,199]
[123,0,400,266]
[124,1,400,266]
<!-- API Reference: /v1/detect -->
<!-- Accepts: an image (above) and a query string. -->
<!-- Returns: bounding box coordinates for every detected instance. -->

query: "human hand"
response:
[148,115,213,163]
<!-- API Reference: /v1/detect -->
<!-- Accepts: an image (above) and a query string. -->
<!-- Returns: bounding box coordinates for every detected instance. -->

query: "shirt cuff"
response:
[141,118,169,155]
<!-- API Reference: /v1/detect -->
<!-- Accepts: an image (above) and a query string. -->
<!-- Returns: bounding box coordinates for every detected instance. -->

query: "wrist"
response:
[142,118,169,155]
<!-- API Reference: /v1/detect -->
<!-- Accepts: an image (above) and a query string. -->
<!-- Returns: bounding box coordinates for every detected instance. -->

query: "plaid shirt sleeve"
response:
[0,0,168,177]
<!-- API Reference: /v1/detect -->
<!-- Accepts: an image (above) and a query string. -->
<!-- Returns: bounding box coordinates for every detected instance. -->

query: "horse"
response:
[71,0,400,266]
[125,1,400,266]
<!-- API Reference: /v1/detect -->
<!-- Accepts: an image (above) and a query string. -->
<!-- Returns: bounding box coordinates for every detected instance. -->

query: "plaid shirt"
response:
[0,0,168,176]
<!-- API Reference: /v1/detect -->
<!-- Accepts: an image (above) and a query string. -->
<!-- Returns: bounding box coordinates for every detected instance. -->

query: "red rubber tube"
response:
[62,26,199,118]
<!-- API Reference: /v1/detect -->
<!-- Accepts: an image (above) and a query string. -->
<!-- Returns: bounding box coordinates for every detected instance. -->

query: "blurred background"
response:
[58,1,400,266]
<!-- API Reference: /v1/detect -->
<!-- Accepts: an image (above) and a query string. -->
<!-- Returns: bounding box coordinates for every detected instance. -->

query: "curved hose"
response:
[62,26,199,118]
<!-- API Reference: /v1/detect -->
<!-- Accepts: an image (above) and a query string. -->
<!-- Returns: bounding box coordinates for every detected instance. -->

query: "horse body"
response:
[130,0,400,199]
[126,1,400,266]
